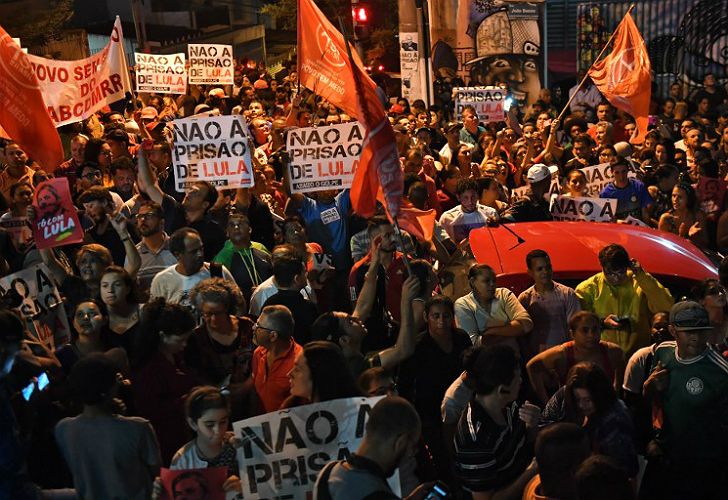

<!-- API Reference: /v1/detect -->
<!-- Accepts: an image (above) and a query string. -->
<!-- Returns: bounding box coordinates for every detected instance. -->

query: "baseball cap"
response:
[140,106,158,120]
[194,104,212,115]
[445,121,463,133]
[669,301,712,330]
[527,163,552,183]
[253,79,269,90]
[614,141,633,159]
[208,88,226,98]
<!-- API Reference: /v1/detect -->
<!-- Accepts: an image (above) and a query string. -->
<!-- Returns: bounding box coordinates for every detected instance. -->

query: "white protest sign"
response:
[311,253,335,271]
[233,396,400,499]
[25,17,132,127]
[581,162,637,198]
[399,32,420,101]
[287,121,364,193]
[511,177,560,202]
[172,115,254,192]
[549,195,617,222]
[188,44,234,85]
[453,87,506,123]
[135,52,186,94]
[0,264,71,349]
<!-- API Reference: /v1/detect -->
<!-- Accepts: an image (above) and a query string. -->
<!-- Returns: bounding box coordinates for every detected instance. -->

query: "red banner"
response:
[31,178,84,250]
[160,467,227,500]
[588,13,651,143]
[0,27,64,171]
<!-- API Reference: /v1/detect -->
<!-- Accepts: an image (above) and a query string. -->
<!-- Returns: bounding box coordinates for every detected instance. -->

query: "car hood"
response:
[466,221,717,294]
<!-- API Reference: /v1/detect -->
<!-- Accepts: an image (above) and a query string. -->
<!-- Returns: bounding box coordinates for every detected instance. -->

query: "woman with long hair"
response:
[100,265,142,357]
[131,298,199,464]
[540,362,638,478]
[562,169,589,198]
[658,182,708,248]
[284,341,361,408]
[692,278,728,347]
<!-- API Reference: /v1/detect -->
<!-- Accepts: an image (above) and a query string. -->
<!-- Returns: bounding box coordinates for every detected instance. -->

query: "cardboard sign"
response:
[311,253,335,271]
[25,17,132,127]
[287,122,363,193]
[160,467,227,500]
[0,264,71,349]
[581,162,637,198]
[172,115,255,192]
[453,87,506,123]
[135,52,186,94]
[233,396,400,499]
[0,216,33,251]
[549,195,617,222]
[188,44,234,85]
[399,32,421,101]
[32,178,84,249]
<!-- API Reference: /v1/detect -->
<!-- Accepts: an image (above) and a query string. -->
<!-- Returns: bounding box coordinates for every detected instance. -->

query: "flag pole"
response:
[336,16,414,271]
[556,3,636,121]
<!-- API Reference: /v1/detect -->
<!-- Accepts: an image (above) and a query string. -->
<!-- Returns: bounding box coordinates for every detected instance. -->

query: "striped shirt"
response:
[454,400,533,493]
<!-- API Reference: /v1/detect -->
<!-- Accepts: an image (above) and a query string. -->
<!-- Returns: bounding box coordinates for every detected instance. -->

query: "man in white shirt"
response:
[248,244,315,316]
[150,227,233,307]
[439,178,498,243]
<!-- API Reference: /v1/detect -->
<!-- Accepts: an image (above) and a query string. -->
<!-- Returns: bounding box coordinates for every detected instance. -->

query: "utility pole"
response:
[130,0,148,51]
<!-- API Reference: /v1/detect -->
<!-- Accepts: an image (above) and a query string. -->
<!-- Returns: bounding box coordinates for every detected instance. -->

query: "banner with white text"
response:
[187,44,234,85]
[287,121,364,193]
[25,17,132,127]
[135,52,186,94]
[233,397,399,499]
[549,195,617,222]
[453,86,506,123]
[172,115,254,192]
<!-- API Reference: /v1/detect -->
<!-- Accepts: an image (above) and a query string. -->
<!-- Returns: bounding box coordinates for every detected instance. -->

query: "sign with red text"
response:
[187,44,233,85]
[453,87,506,123]
[233,396,399,499]
[0,264,71,349]
[159,467,227,500]
[287,121,363,193]
[25,17,132,127]
[31,178,84,249]
[172,114,254,192]
[135,52,186,94]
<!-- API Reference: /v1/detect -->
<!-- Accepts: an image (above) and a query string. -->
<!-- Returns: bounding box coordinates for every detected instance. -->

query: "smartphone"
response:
[424,481,450,499]
[21,372,50,401]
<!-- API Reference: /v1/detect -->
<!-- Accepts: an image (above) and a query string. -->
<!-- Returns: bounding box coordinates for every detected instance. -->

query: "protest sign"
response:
[188,44,233,85]
[0,216,33,251]
[135,52,186,94]
[25,17,132,127]
[581,162,637,198]
[287,121,364,193]
[159,467,227,500]
[400,32,421,101]
[233,396,400,499]
[0,264,71,349]
[549,195,617,222]
[511,177,560,202]
[453,87,506,123]
[31,178,84,249]
[172,114,254,192]
[311,253,335,271]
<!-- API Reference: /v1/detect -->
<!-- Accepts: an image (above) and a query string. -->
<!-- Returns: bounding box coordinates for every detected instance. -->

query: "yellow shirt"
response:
[576,270,673,357]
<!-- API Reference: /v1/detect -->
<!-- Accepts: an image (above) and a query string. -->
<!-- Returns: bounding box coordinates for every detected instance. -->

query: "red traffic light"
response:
[352,6,368,23]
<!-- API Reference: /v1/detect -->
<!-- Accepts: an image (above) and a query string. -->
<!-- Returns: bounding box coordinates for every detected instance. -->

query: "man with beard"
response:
[75,161,124,210]
[36,182,66,220]
[150,227,233,307]
[313,397,427,499]
[439,178,498,243]
[109,157,137,202]
[130,200,177,297]
[212,212,272,304]
[78,186,140,267]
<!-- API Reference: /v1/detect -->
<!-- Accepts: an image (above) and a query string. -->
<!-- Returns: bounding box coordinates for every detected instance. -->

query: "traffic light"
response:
[352,2,369,40]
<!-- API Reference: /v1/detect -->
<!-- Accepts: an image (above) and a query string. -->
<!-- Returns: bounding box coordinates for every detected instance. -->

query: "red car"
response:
[439,222,718,299]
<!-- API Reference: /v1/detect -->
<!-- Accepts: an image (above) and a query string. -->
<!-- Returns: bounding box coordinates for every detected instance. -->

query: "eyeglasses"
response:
[82,171,102,180]
[201,310,228,320]
[253,322,275,333]
[135,212,159,221]
[706,287,726,296]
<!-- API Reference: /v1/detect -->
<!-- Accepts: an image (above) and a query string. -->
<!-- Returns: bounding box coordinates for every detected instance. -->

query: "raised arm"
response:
[378,276,420,370]
[110,213,140,277]
[136,145,165,205]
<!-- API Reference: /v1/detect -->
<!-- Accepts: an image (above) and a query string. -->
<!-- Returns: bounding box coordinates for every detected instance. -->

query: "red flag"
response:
[0,28,64,171]
[588,13,651,143]
[396,201,436,242]
[297,0,402,218]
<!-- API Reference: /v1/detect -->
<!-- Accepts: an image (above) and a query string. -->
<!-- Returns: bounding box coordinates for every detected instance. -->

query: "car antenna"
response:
[490,220,526,250]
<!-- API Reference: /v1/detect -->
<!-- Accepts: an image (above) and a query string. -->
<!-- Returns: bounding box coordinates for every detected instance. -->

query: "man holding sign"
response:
[599,160,652,222]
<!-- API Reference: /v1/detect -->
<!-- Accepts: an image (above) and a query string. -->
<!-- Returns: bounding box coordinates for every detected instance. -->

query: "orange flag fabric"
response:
[0,28,64,171]
[397,201,436,242]
[297,0,402,218]
[588,12,651,143]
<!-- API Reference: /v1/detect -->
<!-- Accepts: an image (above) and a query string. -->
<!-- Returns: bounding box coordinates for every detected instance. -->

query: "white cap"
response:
[527,163,552,183]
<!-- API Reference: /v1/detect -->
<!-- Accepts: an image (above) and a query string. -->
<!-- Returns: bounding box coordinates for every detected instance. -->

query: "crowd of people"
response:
[0,56,728,500]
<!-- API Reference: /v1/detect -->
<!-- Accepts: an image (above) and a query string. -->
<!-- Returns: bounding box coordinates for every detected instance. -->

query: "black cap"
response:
[445,121,463,133]
[669,301,712,330]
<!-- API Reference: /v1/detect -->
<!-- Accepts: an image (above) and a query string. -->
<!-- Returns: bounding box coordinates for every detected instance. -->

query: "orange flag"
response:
[588,12,651,143]
[0,27,64,171]
[297,0,402,218]
[397,201,436,242]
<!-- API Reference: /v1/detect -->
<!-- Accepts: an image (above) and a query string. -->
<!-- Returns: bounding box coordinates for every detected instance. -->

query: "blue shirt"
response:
[600,178,652,220]
[298,190,352,269]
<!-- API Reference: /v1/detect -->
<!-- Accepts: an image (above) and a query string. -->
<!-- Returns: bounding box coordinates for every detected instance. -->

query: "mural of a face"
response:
[470,55,540,104]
